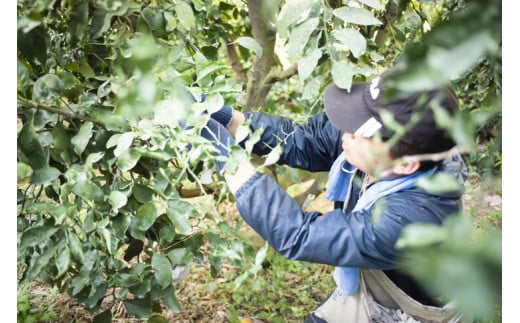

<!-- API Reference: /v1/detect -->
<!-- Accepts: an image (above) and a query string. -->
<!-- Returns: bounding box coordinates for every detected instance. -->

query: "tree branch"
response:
[245,0,278,111]
[18,96,104,127]
[225,37,248,83]
[263,63,298,86]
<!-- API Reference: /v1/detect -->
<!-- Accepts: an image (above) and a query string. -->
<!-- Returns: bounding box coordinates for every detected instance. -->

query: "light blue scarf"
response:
[326,155,437,296]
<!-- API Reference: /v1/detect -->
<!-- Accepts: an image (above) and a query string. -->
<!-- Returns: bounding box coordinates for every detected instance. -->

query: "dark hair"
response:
[386,140,441,171]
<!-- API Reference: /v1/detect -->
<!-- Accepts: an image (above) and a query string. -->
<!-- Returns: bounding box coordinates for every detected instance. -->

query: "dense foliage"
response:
[17,0,501,321]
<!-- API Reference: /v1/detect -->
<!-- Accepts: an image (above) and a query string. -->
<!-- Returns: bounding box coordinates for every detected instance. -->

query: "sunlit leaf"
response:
[331,60,354,90]
[235,37,263,58]
[298,48,322,82]
[114,132,134,157]
[333,7,382,26]
[117,148,141,171]
[287,18,319,62]
[263,145,282,167]
[166,200,194,235]
[333,28,366,58]
[17,162,33,181]
[416,172,464,194]
[71,122,94,155]
[175,1,195,31]
[395,222,446,249]
[108,191,128,213]
[357,0,384,10]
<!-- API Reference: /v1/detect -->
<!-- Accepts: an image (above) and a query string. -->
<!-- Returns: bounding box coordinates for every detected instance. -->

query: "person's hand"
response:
[200,118,235,174]
[196,94,234,129]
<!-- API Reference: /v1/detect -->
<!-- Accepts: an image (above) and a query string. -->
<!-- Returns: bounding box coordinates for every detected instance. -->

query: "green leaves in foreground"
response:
[397,215,501,320]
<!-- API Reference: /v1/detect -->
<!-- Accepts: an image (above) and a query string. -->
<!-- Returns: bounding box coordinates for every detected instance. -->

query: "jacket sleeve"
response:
[233,172,436,269]
[242,112,343,172]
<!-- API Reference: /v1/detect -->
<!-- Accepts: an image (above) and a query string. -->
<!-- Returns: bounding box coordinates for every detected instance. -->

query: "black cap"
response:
[323,70,459,154]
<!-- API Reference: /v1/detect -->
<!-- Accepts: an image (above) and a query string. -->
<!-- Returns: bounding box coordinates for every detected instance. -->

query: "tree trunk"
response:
[244,0,279,112]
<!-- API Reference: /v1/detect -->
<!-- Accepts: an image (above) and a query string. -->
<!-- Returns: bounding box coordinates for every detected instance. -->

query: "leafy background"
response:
[15,0,504,322]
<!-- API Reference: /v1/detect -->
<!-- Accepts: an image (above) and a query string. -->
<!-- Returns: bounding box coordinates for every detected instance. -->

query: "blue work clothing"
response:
[233,112,466,270]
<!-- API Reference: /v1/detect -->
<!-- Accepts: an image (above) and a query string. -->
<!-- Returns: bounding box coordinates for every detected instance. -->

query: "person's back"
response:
[200,66,470,322]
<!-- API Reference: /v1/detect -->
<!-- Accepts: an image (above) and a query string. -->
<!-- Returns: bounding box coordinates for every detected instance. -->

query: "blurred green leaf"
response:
[333,7,382,26]
[416,172,464,194]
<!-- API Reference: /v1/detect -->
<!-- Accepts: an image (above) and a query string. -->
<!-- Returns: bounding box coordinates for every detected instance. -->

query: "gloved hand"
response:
[198,94,234,129]
[200,117,235,173]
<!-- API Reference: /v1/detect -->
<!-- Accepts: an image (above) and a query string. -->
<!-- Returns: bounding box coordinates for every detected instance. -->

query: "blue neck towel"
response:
[326,155,437,295]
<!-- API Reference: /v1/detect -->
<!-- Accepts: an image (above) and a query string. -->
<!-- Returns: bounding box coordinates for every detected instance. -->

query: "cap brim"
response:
[323,83,381,137]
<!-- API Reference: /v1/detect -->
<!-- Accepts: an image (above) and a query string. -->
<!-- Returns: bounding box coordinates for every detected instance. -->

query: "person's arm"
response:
[219,109,344,172]
[226,166,431,269]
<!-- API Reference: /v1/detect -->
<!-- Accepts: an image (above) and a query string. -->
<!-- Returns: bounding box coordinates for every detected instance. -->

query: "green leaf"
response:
[93,309,112,323]
[331,60,354,90]
[114,132,135,157]
[167,248,188,266]
[108,191,128,213]
[17,119,46,170]
[152,253,173,288]
[333,7,382,26]
[333,28,367,58]
[357,0,384,10]
[234,37,263,58]
[86,152,105,166]
[71,122,94,155]
[80,57,95,79]
[288,18,319,62]
[277,0,317,37]
[160,285,182,313]
[395,223,446,249]
[166,200,194,235]
[117,148,142,171]
[30,166,61,185]
[20,225,60,249]
[263,145,282,167]
[147,315,169,323]
[55,245,71,277]
[17,60,32,96]
[133,184,154,203]
[98,228,114,255]
[25,241,60,279]
[134,203,158,231]
[195,63,230,84]
[124,295,153,318]
[67,231,85,262]
[32,74,64,103]
[416,172,464,194]
[85,283,108,309]
[201,93,225,115]
[68,2,88,45]
[298,48,322,82]
[17,162,33,181]
[175,1,195,31]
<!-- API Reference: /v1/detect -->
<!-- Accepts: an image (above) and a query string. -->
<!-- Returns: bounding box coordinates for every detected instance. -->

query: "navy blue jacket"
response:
[233,112,466,270]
